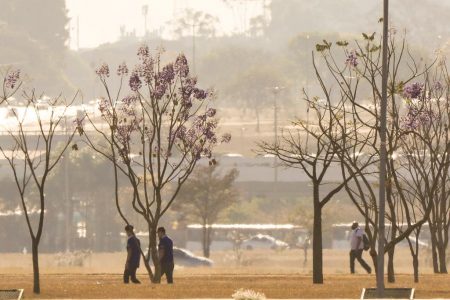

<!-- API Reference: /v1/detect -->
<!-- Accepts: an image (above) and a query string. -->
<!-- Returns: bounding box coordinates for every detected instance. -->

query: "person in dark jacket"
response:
[124,224,141,284]
[157,227,174,284]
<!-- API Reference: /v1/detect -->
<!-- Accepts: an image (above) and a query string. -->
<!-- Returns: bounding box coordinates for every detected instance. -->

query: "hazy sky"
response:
[66,0,266,49]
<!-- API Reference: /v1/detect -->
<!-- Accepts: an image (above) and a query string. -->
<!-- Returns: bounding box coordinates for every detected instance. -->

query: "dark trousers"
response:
[350,249,371,274]
[124,266,141,283]
[161,262,174,284]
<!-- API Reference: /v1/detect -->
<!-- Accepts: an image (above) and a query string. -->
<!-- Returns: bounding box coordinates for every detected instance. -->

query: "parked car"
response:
[173,247,213,267]
[241,234,289,250]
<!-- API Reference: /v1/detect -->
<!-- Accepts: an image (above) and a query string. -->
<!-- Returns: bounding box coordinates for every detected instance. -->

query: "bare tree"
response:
[0,70,79,294]
[259,95,356,284]
[312,31,447,283]
[172,163,239,257]
[172,9,219,38]
[83,46,230,283]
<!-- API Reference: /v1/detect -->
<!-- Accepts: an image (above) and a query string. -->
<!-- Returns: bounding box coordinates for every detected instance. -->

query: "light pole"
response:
[142,5,149,36]
[272,86,285,182]
[64,117,71,252]
[305,34,310,149]
[377,0,389,297]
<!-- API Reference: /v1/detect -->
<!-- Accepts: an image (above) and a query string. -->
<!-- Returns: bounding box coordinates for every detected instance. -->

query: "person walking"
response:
[157,227,174,284]
[349,222,371,274]
[303,235,310,265]
[124,224,141,284]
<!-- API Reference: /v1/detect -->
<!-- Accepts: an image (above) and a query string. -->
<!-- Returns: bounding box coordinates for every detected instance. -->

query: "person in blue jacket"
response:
[158,227,174,283]
[124,224,141,284]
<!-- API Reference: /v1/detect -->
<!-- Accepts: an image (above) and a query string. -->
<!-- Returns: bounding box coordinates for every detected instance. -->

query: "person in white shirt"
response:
[349,221,371,274]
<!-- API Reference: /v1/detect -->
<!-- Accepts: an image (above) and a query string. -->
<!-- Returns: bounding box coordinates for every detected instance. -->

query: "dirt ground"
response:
[0,249,448,298]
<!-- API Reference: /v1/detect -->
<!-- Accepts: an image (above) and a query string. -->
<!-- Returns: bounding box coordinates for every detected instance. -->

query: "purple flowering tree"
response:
[83,46,230,283]
[399,75,450,278]
[0,70,81,294]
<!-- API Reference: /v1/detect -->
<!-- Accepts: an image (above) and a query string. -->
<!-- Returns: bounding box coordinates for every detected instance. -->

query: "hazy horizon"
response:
[66,0,266,49]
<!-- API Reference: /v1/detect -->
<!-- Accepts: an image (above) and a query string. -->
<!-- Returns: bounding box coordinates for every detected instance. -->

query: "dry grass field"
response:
[1,248,449,298]
[2,273,450,299]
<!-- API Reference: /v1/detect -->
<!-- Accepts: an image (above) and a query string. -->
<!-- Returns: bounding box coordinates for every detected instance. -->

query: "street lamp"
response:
[142,5,149,36]
[272,86,285,182]
[377,0,390,297]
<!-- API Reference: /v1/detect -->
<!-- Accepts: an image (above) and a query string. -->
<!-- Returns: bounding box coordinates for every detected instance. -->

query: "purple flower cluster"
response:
[161,64,175,83]
[193,88,208,100]
[116,123,136,144]
[5,69,20,89]
[152,83,167,100]
[345,51,358,68]
[96,63,110,78]
[117,62,129,76]
[174,54,189,78]
[121,95,137,106]
[401,106,434,131]
[148,64,175,99]
[403,82,423,99]
[137,45,150,59]
[174,125,187,140]
[98,98,110,115]
[206,108,216,118]
[95,45,230,166]
[129,72,142,92]
[119,95,138,116]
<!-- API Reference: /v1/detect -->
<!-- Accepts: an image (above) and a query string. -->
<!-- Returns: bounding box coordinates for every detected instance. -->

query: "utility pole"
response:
[64,117,71,252]
[76,16,80,50]
[305,34,310,148]
[272,86,284,182]
[192,22,196,74]
[142,5,149,36]
[377,0,389,297]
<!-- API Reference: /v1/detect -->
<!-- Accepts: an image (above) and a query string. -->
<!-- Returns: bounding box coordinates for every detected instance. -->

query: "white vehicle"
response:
[241,234,289,250]
[173,247,213,267]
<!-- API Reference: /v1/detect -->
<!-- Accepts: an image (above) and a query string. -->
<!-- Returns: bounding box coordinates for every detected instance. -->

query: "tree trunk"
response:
[438,245,448,273]
[430,227,439,273]
[387,245,395,283]
[142,246,154,282]
[370,250,378,274]
[202,220,210,258]
[255,107,260,133]
[443,228,449,273]
[32,240,40,294]
[149,226,161,283]
[412,254,419,283]
[312,184,323,284]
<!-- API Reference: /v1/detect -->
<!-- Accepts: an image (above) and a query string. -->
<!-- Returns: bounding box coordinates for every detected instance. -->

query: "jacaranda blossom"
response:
[117,62,129,76]
[96,63,110,78]
[345,51,358,68]
[403,82,423,99]
[129,72,142,91]
[5,69,20,89]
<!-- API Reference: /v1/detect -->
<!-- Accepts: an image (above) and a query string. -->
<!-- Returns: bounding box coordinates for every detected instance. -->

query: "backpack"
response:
[362,232,370,251]
[357,228,370,251]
